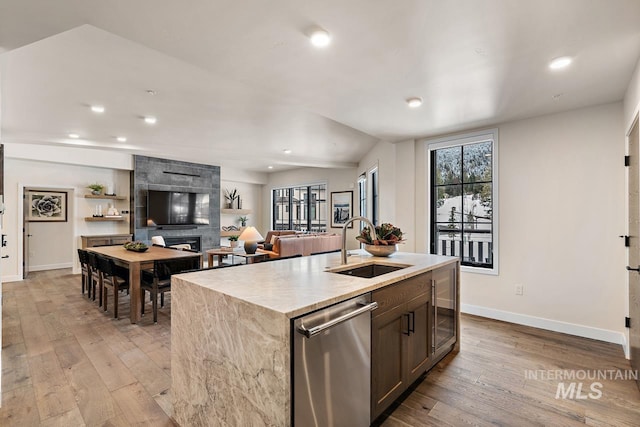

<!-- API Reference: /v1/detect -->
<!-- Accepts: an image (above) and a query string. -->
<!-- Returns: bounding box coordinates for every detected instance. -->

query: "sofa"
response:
[257,233,342,259]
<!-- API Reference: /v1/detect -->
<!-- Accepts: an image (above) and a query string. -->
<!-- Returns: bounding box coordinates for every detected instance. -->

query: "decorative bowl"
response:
[125,247,148,252]
[363,244,397,257]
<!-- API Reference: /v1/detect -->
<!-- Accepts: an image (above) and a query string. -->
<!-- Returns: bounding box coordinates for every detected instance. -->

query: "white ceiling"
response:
[1,0,640,172]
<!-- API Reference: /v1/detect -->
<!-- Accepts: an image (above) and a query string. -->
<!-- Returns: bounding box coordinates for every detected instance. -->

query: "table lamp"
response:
[239,226,264,254]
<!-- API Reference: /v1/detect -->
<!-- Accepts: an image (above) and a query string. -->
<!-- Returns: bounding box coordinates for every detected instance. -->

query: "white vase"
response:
[230,241,238,248]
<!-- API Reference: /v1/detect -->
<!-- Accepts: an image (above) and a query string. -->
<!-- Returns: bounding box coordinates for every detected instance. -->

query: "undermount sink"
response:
[328,262,410,279]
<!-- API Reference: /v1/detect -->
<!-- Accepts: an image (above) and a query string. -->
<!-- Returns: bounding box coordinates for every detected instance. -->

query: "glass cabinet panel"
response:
[433,263,457,350]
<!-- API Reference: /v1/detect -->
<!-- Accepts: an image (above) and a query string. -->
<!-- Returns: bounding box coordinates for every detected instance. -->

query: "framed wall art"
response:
[330,191,353,228]
[28,191,68,222]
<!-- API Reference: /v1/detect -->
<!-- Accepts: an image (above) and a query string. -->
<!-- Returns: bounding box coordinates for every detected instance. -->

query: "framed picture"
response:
[28,191,67,222]
[331,191,353,228]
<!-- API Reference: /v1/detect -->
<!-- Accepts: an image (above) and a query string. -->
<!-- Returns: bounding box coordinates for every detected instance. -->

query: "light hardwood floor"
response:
[2,269,640,426]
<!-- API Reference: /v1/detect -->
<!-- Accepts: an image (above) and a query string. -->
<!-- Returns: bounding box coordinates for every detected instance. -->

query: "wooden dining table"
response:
[87,245,202,323]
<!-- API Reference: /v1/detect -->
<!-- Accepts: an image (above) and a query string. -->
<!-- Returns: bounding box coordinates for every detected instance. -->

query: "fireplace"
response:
[163,235,202,252]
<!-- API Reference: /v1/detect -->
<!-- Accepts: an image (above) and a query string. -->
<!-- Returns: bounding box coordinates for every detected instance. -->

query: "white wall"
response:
[411,102,626,345]
[624,56,640,131]
[220,178,263,244]
[2,156,130,281]
[26,187,75,271]
[263,167,360,249]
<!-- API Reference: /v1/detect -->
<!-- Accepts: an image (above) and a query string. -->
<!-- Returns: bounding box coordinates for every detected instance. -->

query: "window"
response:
[428,129,498,273]
[272,184,327,232]
[370,167,379,226]
[358,174,367,230]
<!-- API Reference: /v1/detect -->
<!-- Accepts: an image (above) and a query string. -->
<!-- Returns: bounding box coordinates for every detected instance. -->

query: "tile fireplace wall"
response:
[131,155,220,251]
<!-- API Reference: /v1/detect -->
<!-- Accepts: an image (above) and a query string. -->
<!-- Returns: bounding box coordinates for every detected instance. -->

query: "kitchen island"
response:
[171,250,459,426]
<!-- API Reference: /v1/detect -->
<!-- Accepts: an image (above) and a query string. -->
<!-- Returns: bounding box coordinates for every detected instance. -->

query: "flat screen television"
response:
[147,190,210,226]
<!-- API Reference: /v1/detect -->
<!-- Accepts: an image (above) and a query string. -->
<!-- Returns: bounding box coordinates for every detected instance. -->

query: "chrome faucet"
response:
[341,216,376,264]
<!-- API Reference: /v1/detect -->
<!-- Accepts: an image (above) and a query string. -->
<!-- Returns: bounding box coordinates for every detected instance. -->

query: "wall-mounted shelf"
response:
[221,208,251,215]
[84,195,128,200]
[221,227,246,237]
[84,217,126,222]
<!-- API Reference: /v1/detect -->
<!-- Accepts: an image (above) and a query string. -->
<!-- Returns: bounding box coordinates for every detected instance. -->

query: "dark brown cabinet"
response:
[371,271,432,419]
[371,262,459,420]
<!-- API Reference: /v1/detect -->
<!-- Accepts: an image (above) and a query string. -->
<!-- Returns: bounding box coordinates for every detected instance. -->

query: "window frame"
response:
[426,129,499,275]
[271,182,327,232]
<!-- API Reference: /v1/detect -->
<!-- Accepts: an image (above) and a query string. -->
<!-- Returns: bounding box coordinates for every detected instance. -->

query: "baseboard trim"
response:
[2,275,23,283]
[461,304,627,348]
[28,263,73,272]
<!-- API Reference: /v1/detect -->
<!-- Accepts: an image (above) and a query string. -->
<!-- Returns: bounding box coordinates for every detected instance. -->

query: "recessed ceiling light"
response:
[406,97,423,108]
[68,133,80,139]
[144,116,157,124]
[549,56,572,70]
[267,165,274,169]
[117,136,127,142]
[283,149,292,154]
[90,105,105,113]
[310,29,331,48]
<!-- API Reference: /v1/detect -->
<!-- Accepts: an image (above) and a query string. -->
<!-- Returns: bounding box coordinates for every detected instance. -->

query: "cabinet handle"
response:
[409,311,415,334]
[403,313,411,336]
[431,279,436,351]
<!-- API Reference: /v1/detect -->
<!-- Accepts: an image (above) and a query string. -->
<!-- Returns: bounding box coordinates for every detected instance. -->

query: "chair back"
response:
[87,252,100,270]
[151,236,166,246]
[77,249,89,265]
[153,257,201,280]
[97,255,116,278]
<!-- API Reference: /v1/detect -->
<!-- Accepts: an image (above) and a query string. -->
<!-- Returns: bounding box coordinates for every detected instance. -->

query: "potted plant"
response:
[238,216,248,227]
[356,223,405,256]
[228,235,239,248]
[87,183,105,196]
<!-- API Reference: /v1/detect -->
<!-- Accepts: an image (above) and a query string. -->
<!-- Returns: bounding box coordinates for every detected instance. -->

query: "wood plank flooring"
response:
[2,269,640,426]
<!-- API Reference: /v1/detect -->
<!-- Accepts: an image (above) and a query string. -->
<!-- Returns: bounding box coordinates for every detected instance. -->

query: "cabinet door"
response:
[433,263,457,352]
[406,292,431,384]
[371,304,407,419]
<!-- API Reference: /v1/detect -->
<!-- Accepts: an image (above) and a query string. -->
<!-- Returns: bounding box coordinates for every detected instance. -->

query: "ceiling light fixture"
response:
[310,29,331,48]
[144,116,157,124]
[91,105,105,113]
[68,133,80,139]
[549,56,572,70]
[267,165,274,169]
[117,136,127,142]
[406,97,423,108]
[146,89,157,96]
[283,149,292,154]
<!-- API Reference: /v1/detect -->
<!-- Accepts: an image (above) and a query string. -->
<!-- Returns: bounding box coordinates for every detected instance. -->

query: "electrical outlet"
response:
[515,284,524,296]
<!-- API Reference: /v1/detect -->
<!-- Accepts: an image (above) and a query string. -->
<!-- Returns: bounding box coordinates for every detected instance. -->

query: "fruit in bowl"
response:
[123,241,149,252]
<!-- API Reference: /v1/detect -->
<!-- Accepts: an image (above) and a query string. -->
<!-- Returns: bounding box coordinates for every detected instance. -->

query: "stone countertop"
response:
[174,250,457,319]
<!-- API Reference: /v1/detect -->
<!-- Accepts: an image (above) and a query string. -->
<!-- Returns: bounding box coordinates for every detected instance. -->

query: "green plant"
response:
[356,223,405,245]
[87,183,104,192]
[238,216,248,226]
[228,235,239,241]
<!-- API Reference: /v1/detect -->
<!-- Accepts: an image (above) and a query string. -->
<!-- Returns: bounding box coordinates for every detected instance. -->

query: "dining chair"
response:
[97,255,130,319]
[87,252,102,305]
[77,249,90,296]
[141,256,201,323]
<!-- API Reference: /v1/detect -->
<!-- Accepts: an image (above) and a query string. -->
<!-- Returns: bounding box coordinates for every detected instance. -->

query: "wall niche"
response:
[131,155,220,250]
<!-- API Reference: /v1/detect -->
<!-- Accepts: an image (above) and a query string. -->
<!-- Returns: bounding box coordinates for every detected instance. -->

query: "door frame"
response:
[626,113,640,361]
[17,183,76,279]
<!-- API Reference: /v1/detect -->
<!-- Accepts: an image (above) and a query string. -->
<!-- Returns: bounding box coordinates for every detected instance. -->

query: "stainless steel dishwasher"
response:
[293,293,378,427]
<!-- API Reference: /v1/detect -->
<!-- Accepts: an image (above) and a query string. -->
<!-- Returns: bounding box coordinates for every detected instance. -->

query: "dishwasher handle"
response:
[298,301,378,338]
